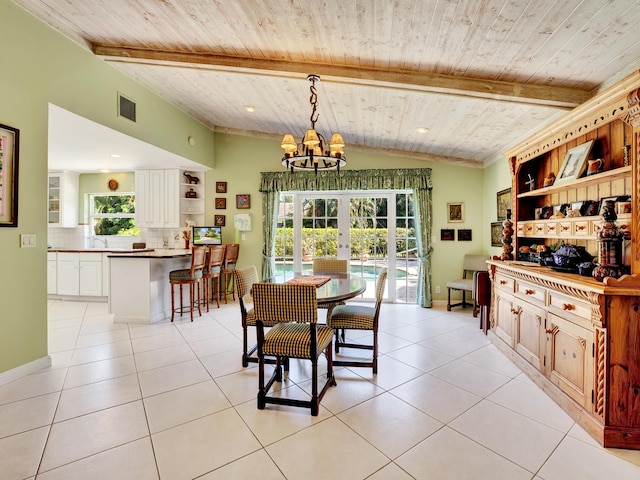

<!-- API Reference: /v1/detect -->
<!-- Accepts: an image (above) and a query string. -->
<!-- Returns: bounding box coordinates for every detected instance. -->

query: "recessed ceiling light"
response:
[244,105,256,113]
[415,127,429,134]
[100,169,110,173]
[107,153,121,158]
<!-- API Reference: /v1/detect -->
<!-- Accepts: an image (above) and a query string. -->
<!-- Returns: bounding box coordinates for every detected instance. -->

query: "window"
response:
[90,193,139,236]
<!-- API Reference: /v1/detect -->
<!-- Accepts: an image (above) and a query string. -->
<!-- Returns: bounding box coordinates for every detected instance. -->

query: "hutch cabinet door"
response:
[514,298,545,370]
[546,312,594,409]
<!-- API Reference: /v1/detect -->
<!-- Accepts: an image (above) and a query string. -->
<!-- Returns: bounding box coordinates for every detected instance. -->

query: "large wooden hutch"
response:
[488,70,640,449]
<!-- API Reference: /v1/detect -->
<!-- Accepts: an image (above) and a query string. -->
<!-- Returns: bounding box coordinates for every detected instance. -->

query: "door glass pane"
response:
[395,193,418,303]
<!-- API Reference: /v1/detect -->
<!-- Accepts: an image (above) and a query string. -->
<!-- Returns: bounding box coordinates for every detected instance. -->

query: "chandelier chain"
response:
[309,77,319,129]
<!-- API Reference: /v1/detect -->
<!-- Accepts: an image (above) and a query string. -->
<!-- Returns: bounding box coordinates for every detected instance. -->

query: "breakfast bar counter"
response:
[108,249,192,324]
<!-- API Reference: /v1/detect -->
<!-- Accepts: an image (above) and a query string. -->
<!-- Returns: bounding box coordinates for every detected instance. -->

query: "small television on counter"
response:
[192,226,222,245]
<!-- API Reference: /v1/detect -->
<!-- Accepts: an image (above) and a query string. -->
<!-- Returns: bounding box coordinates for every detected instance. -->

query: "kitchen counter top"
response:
[49,248,156,254]
[107,248,191,258]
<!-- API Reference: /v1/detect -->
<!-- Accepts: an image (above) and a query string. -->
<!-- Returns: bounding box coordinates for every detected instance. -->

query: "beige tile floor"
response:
[2,299,640,479]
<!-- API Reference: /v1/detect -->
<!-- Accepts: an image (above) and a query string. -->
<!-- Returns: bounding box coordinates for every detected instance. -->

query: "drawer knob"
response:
[576,225,585,231]
[500,280,507,285]
[525,289,535,295]
[562,303,575,311]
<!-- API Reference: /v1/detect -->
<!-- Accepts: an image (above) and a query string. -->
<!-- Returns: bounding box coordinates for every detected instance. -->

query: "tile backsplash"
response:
[48,226,185,249]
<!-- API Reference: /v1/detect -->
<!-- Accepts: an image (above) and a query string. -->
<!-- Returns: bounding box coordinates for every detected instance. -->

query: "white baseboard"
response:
[0,356,52,387]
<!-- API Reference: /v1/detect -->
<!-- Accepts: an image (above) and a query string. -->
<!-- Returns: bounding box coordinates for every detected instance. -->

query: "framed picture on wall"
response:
[497,188,511,221]
[0,123,19,227]
[236,194,250,209]
[215,181,227,193]
[491,222,503,247]
[215,198,226,209]
[457,229,472,241]
[441,229,455,241]
[214,215,226,226]
[447,202,464,223]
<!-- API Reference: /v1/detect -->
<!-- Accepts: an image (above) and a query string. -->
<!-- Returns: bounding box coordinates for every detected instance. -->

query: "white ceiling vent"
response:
[117,93,136,123]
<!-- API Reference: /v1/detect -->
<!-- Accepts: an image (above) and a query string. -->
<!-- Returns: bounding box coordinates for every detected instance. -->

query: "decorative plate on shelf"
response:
[108,179,119,191]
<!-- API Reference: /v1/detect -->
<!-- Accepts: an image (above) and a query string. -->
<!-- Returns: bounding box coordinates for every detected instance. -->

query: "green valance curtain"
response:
[260,168,433,307]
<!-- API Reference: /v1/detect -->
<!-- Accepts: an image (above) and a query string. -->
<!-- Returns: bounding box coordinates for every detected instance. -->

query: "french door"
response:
[275,190,418,303]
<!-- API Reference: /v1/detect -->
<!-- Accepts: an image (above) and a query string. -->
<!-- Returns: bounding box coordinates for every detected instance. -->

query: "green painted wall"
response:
[0,2,214,374]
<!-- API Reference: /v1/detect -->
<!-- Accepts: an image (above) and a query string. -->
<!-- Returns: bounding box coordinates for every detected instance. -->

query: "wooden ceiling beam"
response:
[93,45,591,109]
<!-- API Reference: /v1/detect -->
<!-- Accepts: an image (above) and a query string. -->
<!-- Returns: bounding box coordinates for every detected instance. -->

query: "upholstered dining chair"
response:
[203,245,225,310]
[312,258,348,275]
[312,258,348,319]
[252,282,336,416]
[233,265,259,367]
[327,267,387,373]
[221,243,240,303]
[169,246,207,322]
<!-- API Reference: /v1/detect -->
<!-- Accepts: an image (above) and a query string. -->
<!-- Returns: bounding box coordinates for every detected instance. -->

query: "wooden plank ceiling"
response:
[13,0,640,167]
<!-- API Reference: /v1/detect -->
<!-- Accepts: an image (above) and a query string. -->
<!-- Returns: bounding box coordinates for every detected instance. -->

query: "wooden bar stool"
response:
[169,246,206,322]
[221,243,240,303]
[203,245,225,310]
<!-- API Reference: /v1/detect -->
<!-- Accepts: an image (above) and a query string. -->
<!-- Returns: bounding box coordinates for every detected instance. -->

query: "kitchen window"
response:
[90,193,140,236]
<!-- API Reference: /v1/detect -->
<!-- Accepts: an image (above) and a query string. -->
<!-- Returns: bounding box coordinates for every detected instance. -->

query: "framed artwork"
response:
[496,188,511,221]
[0,123,20,227]
[491,222,503,247]
[554,140,594,186]
[440,229,455,241]
[214,214,226,226]
[447,202,464,223]
[236,194,250,209]
[457,229,472,241]
[215,197,226,209]
[215,181,227,193]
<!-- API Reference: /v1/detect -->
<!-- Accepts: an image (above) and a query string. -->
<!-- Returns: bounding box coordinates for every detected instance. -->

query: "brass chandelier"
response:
[281,74,346,173]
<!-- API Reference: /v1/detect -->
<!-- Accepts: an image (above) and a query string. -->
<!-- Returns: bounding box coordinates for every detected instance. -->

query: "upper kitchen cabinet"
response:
[135,169,204,229]
[48,172,79,227]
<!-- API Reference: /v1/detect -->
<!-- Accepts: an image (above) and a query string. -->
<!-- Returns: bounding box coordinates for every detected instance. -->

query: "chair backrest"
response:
[462,255,489,278]
[190,246,207,276]
[224,244,240,269]
[234,265,259,299]
[206,245,225,273]
[312,258,348,274]
[252,283,318,326]
[373,267,388,318]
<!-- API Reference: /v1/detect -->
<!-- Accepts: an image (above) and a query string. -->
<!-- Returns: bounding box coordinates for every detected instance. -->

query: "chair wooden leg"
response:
[447,287,452,311]
[310,357,319,416]
[170,283,175,322]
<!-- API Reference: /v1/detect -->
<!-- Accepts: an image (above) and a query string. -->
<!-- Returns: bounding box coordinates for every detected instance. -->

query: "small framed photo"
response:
[496,188,511,221]
[214,215,226,226]
[457,229,472,241]
[236,194,250,209]
[215,181,227,193]
[0,123,20,227]
[215,198,226,209]
[441,229,455,241]
[491,222,503,247]
[447,202,464,223]
[554,140,594,186]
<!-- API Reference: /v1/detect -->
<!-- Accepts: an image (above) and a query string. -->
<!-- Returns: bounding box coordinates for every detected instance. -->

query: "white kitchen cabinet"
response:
[55,252,103,297]
[80,253,103,296]
[48,172,79,227]
[136,169,205,229]
[57,253,80,295]
[102,253,110,297]
[47,252,57,294]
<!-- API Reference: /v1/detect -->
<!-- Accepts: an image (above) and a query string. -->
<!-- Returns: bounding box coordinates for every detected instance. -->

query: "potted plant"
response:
[302,238,313,262]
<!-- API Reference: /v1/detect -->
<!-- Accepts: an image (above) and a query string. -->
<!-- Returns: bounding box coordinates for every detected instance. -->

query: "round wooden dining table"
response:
[269,273,367,307]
